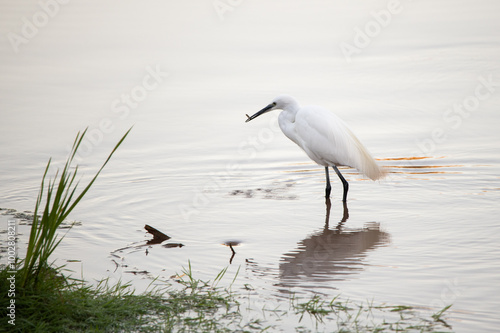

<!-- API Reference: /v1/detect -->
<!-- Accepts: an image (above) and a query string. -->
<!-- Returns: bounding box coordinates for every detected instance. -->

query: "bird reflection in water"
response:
[279,199,390,288]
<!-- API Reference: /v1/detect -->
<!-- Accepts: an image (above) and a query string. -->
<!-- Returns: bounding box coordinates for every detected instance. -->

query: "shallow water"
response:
[1,0,500,331]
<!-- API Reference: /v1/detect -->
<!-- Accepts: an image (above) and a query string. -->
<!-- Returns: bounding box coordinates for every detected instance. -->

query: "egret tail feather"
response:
[349,132,386,180]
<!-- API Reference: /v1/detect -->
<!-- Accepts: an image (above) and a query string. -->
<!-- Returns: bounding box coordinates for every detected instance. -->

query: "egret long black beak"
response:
[245,103,276,123]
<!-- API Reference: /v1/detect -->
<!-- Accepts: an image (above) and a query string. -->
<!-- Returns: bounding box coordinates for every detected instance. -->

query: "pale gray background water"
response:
[1,0,499,331]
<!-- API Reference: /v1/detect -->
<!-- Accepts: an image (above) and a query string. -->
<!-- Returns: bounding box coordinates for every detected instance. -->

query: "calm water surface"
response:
[1,1,499,331]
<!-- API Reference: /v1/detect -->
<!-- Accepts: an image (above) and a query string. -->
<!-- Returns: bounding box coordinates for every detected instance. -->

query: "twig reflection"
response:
[223,241,240,264]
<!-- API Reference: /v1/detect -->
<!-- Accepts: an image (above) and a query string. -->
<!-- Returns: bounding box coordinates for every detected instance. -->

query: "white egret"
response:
[245,95,385,201]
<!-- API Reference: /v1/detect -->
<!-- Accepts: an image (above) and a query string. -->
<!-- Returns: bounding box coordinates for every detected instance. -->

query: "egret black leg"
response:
[324,166,331,198]
[332,166,349,202]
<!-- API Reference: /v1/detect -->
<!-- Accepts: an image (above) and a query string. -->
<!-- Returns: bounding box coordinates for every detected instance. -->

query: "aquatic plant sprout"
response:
[19,128,132,289]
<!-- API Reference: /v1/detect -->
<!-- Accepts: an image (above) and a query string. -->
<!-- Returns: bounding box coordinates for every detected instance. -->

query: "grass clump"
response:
[0,264,249,332]
[0,265,454,333]
[291,295,453,332]
[18,128,131,290]
[1,273,146,332]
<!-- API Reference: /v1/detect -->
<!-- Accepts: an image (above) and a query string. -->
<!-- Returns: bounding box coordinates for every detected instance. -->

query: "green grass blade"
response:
[20,127,132,289]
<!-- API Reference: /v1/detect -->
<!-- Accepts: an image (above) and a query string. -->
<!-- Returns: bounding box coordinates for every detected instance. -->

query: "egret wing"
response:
[294,107,384,180]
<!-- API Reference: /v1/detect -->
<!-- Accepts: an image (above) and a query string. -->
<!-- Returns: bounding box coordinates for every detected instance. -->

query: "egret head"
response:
[245,95,298,122]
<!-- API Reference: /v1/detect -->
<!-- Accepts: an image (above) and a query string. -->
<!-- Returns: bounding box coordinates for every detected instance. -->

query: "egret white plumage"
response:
[245,95,385,201]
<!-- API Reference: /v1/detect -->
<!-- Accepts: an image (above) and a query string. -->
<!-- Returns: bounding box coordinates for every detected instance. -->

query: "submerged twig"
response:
[229,244,236,264]
[145,224,170,244]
